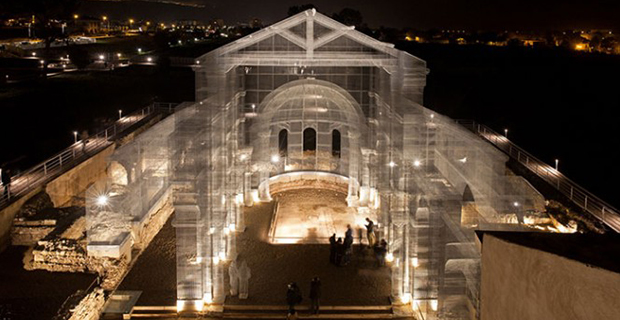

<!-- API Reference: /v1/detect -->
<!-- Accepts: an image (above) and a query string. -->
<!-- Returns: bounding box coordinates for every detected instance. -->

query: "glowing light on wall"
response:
[386,252,394,263]
[96,195,109,206]
[401,293,412,304]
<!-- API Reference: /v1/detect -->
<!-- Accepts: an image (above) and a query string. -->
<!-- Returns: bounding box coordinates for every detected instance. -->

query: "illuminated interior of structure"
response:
[86,9,549,319]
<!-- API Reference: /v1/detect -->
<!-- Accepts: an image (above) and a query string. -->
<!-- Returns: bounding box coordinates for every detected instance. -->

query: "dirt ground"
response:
[0,246,97,320]
[117,188,391,307]
[116,214,177,306]
[226,190,391,306]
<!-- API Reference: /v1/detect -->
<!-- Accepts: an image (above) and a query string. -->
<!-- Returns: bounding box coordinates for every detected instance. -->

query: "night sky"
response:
[81,0,620,30]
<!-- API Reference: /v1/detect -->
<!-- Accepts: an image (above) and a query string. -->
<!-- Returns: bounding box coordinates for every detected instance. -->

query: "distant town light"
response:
[137,48,142,53]
[102,16,107,21]
[117,53,121,58]
[31,52,36,56]
[98,54,104,60]
[129,19,134,24]
[147,57,153,62]
[73,14,79,19]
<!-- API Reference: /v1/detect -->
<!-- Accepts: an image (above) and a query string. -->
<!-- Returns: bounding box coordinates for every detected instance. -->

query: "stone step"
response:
[222,313,396,319]
[224,305,392,312]
[222,305,397,320]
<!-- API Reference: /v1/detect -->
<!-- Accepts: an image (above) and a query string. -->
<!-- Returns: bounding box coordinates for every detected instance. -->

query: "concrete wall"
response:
[480,234,620,320]
[45,145,116,207]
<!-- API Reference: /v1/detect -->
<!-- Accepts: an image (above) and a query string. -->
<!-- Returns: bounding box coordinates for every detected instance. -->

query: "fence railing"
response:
[0,102,177,210]
[456,119,620,233]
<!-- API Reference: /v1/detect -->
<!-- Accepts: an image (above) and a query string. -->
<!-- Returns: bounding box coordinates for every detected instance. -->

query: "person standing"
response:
[329,233,337,264]
[1,168,11,199]
[228,259,239,296]
[237,260,251,299]
[286,282,302,316]
[335,237,345,266]
[345,224,353,239]
[309,277,321,315]
[365,218,376,247]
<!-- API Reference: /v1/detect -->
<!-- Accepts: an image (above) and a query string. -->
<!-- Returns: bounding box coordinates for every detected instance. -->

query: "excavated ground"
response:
[0,246,97,320]
[119,189,391,307]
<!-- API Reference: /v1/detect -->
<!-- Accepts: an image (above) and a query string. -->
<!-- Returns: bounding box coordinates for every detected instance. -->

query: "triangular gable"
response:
[202,9,399,59]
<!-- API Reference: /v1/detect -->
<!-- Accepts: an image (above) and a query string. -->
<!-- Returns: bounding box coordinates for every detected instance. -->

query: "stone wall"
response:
[45,145,116,208]
[480,234,620,320]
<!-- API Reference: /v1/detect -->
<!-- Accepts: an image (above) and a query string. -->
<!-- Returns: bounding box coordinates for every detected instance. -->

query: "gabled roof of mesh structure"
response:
[197,9,425,68]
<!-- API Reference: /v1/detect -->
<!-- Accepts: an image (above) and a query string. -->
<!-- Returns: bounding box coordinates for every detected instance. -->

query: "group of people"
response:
[328,218,389,268]
[328,224,355,266]
[286,277,321,319]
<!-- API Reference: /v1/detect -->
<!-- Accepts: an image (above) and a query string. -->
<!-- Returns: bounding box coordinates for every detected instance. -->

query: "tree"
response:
[287,4,317,16]
[331,8,363,28]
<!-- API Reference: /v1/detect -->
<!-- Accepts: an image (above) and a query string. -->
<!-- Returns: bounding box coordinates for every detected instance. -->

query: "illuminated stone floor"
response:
[270,189,379,244]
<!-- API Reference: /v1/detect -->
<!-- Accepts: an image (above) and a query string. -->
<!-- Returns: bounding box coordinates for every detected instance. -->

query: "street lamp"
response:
[504,128,508,138]
[73,131,78,143]
[118,109,122,119]
[73,14,79,20]
[555,159,559,171]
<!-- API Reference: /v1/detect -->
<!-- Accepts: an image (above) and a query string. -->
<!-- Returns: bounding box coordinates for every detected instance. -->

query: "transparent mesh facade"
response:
[86,10,545,319]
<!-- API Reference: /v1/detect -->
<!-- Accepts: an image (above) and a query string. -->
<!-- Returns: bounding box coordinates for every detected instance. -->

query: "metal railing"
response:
[0,102,177,210]
[456,120,620,232]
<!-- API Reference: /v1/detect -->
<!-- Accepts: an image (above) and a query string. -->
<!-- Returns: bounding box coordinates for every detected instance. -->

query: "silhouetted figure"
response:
[1,168,11,199]
[345,224,353,239]
[329,233,337,264]
[335,237,345,266]
[365,218,376,247]
[374,239,388,267]
[80,130,89,154]
[309,277,321,314]
[343,230,353,265]
[286,282,302,316]
[238,260,251,299]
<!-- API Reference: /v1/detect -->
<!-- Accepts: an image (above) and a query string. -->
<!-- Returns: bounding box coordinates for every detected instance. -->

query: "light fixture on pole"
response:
[118,109,122,119]
[555,159,559,171]
[504,128,508,138]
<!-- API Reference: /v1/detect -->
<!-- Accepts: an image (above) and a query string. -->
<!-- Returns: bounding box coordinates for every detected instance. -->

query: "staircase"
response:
[222,305,404,319]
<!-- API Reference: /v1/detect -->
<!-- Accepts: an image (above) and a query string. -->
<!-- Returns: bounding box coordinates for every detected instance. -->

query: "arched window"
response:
[303,128,317,152]
[278,129,288,157]
[332,130,341,158]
